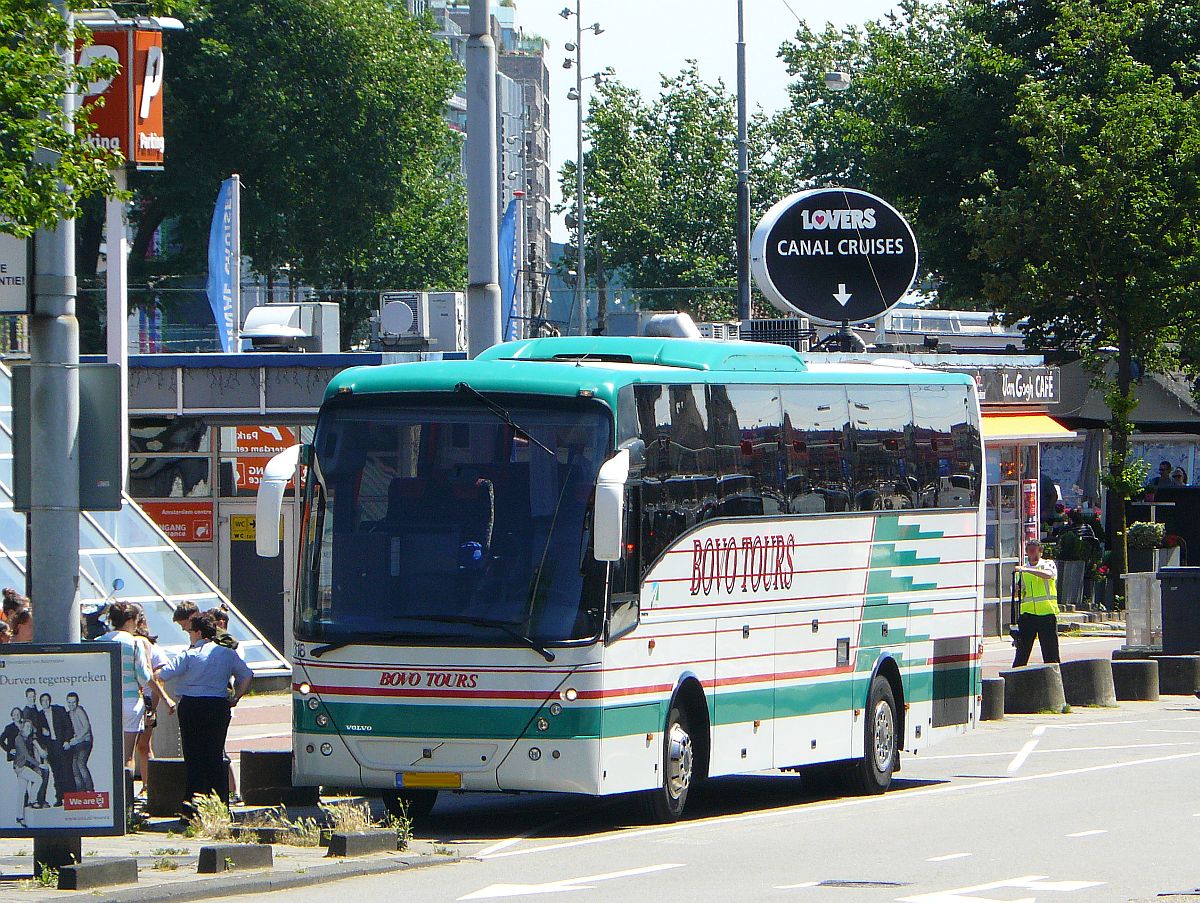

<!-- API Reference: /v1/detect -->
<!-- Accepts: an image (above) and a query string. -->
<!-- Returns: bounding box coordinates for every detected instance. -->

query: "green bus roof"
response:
[324,337,974,409]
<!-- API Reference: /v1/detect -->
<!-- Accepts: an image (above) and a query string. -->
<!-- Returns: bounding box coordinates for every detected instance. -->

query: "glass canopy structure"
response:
[0,363,288,674]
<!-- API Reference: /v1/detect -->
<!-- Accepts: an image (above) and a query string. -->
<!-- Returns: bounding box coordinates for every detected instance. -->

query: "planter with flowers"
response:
[1126,521,1181,573]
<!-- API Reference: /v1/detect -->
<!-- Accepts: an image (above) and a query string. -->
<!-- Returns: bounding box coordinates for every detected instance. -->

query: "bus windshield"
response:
[297,396,611,647]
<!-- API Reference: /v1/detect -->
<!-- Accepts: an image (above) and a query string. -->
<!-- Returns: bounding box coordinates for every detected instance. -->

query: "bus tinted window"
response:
[847,386,914,511]
[709,385,785,517]
[781,386,850,513]
[911,384,979,508]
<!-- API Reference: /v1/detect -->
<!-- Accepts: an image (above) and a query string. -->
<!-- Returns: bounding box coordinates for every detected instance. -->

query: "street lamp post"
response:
[736,0,751,323]
[560,4,603,336]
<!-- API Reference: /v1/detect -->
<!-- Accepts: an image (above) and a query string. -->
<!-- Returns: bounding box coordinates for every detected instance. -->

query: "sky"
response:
[516,0,897,240]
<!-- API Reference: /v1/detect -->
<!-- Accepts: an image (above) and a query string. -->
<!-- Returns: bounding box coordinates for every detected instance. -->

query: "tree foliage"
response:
[0,0,123,236]
[560,64,786,321]
[129,0,467,339]
[775,0,1200,576]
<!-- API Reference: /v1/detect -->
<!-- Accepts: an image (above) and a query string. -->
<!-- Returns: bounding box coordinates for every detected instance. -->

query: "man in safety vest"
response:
[1012,539,1060,667]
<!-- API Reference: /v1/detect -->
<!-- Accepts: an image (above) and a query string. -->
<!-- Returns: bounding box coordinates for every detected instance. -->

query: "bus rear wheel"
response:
[848,675,897,795]
[382,789,438,821]
[639,703,695,823]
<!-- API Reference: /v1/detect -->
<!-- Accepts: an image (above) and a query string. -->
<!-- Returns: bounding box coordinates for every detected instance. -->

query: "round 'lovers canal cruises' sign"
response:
[750,187,919,326]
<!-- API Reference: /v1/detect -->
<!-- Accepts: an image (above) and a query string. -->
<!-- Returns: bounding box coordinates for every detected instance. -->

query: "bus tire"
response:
[639,702,695,823]
[382,789,438,821]
[848,675,897,795]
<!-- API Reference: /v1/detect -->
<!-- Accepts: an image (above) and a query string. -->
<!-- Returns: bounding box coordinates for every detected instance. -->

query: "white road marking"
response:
[1065,830,1106,838]
[457,863,683,900]
[476,827,547,858]
[1007,726,1046,773]
[479,749,1200,861]
[926,853,972,862]
[897,874,1104,903]
[774,881,820,889]
[919,741,1200,760]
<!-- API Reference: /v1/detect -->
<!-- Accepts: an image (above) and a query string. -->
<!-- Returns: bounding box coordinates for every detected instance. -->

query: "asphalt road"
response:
[232,682,1200,903]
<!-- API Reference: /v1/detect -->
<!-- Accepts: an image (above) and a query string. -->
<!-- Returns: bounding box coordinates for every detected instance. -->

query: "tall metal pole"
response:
[231,172,242,350]
[105,167,128,490]
[466,0,501,356]
[32,0,82,869]
[735,0,751,323]
[574,1,587,336]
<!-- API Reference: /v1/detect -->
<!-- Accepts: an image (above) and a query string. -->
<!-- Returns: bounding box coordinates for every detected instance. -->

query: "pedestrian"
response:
[62,692,94,792]
[156,611,252,809]
[1148,460,1175,490]
[98,602,153,769]
[1,588,27,623]
[133,611,174,798]
[205,604,238,650]
[1172,467,1188,485]
[9,607,32,643]
[1012,539,1060,667]
[171,601,199,637]
[12,719,49,824]
[33,692,75,805]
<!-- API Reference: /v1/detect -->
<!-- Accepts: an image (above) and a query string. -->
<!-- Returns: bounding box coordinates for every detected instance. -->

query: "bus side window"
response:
[847,386,914,511]
[709,385,785,517]
[911,384,974,508]
[781,386,850,514]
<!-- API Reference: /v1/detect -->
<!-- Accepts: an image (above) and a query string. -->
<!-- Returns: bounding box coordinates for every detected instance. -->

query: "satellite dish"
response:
[381,300,415,336]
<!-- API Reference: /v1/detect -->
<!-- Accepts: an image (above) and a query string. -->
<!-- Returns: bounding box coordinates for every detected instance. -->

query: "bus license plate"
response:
[396,772,462,790]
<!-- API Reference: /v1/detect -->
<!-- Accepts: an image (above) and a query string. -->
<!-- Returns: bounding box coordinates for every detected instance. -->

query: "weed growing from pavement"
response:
[151,848,189,856]
[383,809,413,851]
[19,864,58,889]
[186,793,234,841]
[151,858,178,871]
[292,817,322,847]
[320,800,373,834]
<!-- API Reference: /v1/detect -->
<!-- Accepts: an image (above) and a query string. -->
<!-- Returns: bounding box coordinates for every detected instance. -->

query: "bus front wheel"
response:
[848,675,897,795]
[639,703,695,823]
[382,789,438,821]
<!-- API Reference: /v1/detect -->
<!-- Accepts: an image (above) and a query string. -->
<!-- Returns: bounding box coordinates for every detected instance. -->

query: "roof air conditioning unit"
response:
[241,302,340,353]
[376,291,430,348]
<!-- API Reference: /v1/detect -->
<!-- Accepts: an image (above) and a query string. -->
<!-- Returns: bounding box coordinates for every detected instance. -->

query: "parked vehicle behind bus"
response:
[257,336,985,822]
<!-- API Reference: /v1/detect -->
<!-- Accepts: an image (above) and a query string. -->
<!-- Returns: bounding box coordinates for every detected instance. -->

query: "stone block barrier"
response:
[1059,659,1118,707]
[240,749,320,807]
[1151,655,1200,695]
[197,844,274,874]
[1111,659,1159,700]
[1000,664,1066,714]
[981,677,1005,721]
[57,858,139,890]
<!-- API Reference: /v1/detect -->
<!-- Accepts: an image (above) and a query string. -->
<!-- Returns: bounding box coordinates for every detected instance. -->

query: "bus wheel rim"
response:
[872,699,894,773]
[666,721,693,800]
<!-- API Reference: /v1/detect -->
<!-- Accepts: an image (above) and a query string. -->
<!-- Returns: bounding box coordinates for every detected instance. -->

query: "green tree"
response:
[560,64,786,322]
[0,0,122,235]
[126,0,466,343]
[964,0,1200,576]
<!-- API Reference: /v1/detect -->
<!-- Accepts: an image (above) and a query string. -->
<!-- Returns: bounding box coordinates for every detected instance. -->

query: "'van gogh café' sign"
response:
[959,366,1060,406]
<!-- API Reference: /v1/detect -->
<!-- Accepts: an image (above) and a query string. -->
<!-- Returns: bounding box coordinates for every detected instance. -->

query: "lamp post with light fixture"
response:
[560,3,604,335]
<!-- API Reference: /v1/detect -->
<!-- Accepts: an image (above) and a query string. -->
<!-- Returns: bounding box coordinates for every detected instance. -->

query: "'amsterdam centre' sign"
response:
[750,187,919,325]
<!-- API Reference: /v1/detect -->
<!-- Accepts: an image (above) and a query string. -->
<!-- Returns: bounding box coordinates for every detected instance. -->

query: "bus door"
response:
[711,614,775,774]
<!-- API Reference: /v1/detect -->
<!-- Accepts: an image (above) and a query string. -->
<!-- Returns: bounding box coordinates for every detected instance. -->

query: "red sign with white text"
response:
[76,29,165,168]
[142,501,214,543]
[234,426,297,490]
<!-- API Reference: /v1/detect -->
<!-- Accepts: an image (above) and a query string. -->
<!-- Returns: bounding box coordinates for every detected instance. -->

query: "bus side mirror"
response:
[594,448,630,562]
[256,444,302,558]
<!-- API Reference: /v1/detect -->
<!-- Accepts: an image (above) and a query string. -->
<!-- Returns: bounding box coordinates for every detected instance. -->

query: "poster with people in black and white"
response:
[0,644,123,836]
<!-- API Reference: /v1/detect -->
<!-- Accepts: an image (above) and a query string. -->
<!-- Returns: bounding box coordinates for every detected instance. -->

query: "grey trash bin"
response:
[1157,567,1200,654]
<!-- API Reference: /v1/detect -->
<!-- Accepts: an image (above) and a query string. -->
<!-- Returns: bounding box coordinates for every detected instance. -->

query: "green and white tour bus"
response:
[256,336,984,822]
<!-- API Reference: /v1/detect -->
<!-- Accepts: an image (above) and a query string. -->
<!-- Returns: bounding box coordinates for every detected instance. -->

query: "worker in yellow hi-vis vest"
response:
[1013,539,1060,667]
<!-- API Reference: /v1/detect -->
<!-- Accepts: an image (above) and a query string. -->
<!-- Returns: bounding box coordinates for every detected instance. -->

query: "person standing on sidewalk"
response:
[1013,539,1060,667]
[156,612,252,809]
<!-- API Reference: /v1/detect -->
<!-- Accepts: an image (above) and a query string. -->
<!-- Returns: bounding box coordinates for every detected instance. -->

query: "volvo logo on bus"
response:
[750,187,919,326]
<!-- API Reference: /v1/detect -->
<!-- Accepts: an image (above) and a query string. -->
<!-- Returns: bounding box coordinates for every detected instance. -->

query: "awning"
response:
[982,412,1076,442]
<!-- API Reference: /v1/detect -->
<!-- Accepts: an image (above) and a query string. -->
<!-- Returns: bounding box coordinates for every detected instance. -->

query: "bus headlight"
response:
[320,743,333,756]
[299,682,312,695]
[307,697,320,711]
[316,713,330,727]
[562,688,578,702]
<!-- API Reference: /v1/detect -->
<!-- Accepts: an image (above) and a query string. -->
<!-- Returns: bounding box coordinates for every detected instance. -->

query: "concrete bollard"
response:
[1111,659,1159,701]
[197,844,273,874]
[145,758,189,818]
[1059,659,1118,707]
[240,750,320,807]
[1151,655,1200,695]
[326,831,398,857]
[1000,664,1067,714]
[57,858,139,890]
[981,677,1005,720]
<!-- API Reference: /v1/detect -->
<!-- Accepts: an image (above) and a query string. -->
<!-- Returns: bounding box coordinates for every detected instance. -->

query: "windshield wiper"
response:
[310,640,352,658]
[454,382,555,457]
[392,614,555,662]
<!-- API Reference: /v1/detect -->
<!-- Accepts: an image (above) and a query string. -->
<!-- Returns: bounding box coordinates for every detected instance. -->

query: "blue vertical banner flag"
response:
[205,178,238,352]
[499,198,520,341]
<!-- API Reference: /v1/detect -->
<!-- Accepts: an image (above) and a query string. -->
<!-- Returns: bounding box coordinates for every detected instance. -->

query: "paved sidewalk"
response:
[0,800,460,902]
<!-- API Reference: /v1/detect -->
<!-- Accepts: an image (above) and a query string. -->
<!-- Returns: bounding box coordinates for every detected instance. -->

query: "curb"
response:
[98,852,458,903]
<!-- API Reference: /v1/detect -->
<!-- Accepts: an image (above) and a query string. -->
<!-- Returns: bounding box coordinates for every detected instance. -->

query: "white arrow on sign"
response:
[897,874,1105,903]
[458,863,684,900]
[833,283,853,306]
